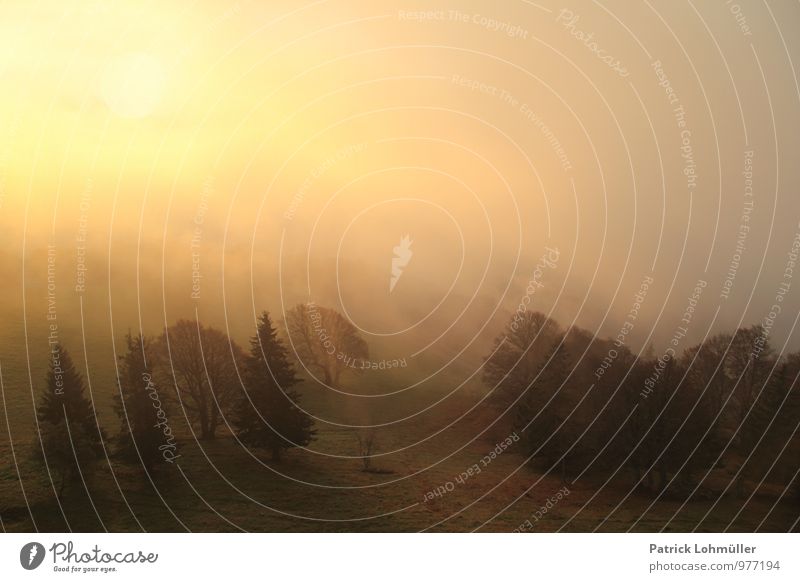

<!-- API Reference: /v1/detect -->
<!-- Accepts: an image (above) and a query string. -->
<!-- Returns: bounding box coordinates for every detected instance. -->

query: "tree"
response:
[727,325,774,446]
[235,312,315,461]
[625,355,687,493]
[160,320,244,440]
[683,332,732,436]
[37,345,97,431]
[284,303,368,387]
[285,304,373,470]
[514,339,577,480]
[35,420,99,501]
[113,334,172,473]
[740,354,800,490]
[356,428,378,472]
[34,344,103,499]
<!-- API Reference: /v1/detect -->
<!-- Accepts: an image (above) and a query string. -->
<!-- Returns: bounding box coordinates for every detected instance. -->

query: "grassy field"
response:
[2,411,797,533]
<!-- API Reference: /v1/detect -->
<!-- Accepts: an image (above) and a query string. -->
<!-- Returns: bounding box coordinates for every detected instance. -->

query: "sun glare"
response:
[100,52,165,119]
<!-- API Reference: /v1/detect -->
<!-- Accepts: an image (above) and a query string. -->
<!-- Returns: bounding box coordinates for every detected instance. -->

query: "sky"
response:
[1,0,800,372]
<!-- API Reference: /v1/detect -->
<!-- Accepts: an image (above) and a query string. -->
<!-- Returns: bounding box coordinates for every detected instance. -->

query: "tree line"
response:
[33,303,799,502]
[484,311,800,498]
[34,310,328,499]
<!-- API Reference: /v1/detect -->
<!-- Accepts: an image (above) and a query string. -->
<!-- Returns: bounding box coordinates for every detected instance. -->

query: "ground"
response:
[1,411,796,532]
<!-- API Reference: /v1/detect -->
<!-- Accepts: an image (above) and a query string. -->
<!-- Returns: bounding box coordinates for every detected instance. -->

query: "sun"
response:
[100,52,166,119]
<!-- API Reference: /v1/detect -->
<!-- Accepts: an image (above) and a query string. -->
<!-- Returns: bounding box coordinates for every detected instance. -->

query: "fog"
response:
[2,0,800,386]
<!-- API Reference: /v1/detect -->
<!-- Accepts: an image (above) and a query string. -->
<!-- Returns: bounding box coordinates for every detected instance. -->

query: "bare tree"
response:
[159,320,244,440]
[356,428,378,472]
[483,310,561,408]
[683,332,732,433]
[284,303,368,387]
[727,325,774,435]
[285,304,376,470]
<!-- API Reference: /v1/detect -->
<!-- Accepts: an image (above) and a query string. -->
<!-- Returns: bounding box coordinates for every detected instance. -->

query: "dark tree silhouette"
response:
[738,352,800,495]
[235,312,315,461]
[481,312,800,498]
[727,325,775,445]
[484,311,561,409]
[160,320,244,440]
[628,356,691,493]
[514,339,576,480]
[113,334,173,473]
[34,344,103,499]
[683,332,733,437]
[36,420,99,501]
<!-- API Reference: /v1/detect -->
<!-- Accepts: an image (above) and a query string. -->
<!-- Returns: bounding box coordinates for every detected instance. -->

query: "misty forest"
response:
[1,303,798,532]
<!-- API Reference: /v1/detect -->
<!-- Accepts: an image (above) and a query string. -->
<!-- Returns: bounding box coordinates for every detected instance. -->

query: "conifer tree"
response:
[235,312,315,461]
[34,344,103,499]
[113,334,171,473]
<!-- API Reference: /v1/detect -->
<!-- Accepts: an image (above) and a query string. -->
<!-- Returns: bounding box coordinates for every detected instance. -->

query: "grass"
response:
[2,411,796,532]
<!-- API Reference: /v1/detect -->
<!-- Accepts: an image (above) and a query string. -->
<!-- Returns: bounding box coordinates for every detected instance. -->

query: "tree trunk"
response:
[199,406,215,439]
[210,405,219,440]
[58,471,67,502]
[645,469,655,493]
[658,465,668,492]
[734,474,745,498]
[633,464,643,488]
